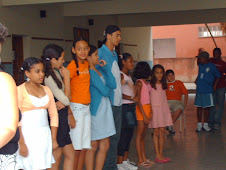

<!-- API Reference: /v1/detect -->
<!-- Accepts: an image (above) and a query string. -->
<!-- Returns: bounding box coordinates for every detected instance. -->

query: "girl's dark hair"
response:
[133,62,152,79]
[72,37,88,76]
[150,64,167,90]
[41,44,64,89]
[0,23,8,43]
[19,57,42,84]
[118,53,132,70]
[89,45,97,56]
[166,69,175,76]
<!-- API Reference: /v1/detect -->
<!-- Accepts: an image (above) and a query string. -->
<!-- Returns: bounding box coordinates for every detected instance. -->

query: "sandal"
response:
[138,162,152,168]
[146,159,156,165]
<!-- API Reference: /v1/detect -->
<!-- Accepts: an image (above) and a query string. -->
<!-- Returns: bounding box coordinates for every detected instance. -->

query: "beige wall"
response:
[121,27,153,62]
[0,3,119,62]
[0,3,66,62]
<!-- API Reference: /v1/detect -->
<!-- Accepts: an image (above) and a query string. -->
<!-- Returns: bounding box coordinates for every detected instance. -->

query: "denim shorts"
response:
[122,104,137,128]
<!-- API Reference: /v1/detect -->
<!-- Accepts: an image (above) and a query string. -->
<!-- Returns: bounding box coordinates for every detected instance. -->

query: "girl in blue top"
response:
[85,45,116,170]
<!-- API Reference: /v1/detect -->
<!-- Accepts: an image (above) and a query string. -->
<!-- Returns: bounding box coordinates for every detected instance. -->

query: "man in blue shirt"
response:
[195,51,221,132]
[97,25,122,170]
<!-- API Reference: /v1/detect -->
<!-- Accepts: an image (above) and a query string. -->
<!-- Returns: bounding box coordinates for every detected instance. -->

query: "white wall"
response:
[121,27,153,63]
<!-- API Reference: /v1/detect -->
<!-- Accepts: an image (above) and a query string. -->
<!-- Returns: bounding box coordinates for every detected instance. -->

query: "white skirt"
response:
[17,109,55,170]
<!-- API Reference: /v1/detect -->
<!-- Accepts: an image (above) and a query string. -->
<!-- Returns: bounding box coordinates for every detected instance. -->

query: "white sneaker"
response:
[117,164,129,170]
[203,123,211,132]
[123,160,138,170]
[196,123,202,132]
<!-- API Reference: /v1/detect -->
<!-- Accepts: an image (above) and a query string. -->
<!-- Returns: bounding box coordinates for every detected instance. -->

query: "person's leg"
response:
[196,107,203,132]
[117,127,127,164]
[159,128,166,160]
[209,91,217,127]
[78,106,91,170]
[203,107,211,131]
[215,88,226,128]
[104,106,122,170]
[62,144,75,170]
[172,109,183,123]
[70,103,85,170]
[197,107,202,122]
[153,128,161,160]
[136,121,145,164]
[123,128,134,161]
[204,107,210,123]
[74,150,81,170]
[141,124,148,162]
[50,148,63,170]
[77,149,87,170]
[85,141,99,170]
[95,138,110,170]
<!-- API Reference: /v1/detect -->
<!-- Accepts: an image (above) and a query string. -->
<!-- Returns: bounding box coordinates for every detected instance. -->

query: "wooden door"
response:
[74,27,89,43]
[12,35,24,85]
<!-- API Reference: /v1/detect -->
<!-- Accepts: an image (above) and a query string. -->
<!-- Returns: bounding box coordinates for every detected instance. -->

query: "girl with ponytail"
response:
[42,44,75,170]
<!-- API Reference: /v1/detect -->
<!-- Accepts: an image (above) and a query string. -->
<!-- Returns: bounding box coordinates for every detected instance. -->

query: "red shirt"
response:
[166,80,188,101]
[210,58,226,89]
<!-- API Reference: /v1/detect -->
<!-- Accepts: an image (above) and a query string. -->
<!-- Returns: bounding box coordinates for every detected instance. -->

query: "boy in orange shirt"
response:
[166,69,188,134]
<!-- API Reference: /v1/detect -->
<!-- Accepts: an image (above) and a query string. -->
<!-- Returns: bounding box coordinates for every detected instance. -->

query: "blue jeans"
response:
[103,105,122,170]
[209,87,226,126]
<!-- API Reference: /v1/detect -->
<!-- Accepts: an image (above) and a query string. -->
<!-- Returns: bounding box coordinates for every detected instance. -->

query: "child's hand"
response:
[143,116,150,124]
[19,143,29,157]
[59,66,70,79]
[52,140,59,150]
[99,60,106,67]
[56,101,65,111]
[213,84,217,92]
[68,114,76,129]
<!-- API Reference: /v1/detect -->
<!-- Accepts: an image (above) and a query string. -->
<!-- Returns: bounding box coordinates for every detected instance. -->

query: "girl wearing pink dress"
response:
[149,64,173,163]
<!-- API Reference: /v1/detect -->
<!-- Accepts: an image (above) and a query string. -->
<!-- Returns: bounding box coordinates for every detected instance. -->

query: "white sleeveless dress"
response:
[17,94,55,170]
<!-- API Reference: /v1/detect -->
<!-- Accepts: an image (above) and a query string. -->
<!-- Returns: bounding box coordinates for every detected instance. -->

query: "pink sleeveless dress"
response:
[149,84,173,128]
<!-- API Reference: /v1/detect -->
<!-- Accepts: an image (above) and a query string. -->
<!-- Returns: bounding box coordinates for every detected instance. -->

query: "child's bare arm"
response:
[135,81,149,124]
[213,78,220,91]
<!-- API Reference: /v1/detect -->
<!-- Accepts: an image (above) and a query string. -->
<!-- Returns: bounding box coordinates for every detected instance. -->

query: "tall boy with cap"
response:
[97,25,122,170]
[195,51,221,132]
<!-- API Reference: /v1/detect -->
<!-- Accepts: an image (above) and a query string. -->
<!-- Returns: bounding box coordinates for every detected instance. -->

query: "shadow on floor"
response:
[60,94,226,170]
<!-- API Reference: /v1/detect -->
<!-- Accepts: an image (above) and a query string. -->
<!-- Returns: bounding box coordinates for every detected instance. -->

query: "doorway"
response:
[12,35,24,85]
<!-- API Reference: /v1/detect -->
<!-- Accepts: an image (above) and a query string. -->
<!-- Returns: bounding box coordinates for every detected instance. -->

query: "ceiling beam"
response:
[1,0,105,6]
[63,0,226,16]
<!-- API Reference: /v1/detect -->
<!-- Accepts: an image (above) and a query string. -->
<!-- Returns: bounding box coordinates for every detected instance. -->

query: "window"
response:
[199,25,224,37]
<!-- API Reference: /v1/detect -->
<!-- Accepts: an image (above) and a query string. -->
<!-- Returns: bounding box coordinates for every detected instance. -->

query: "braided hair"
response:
[72,37,88,76]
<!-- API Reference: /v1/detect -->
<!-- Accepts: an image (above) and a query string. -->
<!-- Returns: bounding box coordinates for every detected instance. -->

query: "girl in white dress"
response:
[17,57,59,170]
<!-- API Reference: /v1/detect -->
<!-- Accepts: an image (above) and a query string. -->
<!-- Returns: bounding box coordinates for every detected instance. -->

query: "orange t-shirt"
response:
[166,80,188,101]
[67,60,91,104]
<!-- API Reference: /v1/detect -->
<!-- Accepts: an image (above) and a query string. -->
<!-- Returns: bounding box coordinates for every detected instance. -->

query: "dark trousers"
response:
[117,127,134,156]
[103,105,122,170]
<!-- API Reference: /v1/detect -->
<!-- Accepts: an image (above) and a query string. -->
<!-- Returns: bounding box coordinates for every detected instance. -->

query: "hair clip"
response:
[119,55,123,59]
[21,67,24,71]
[46,58,50,61]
